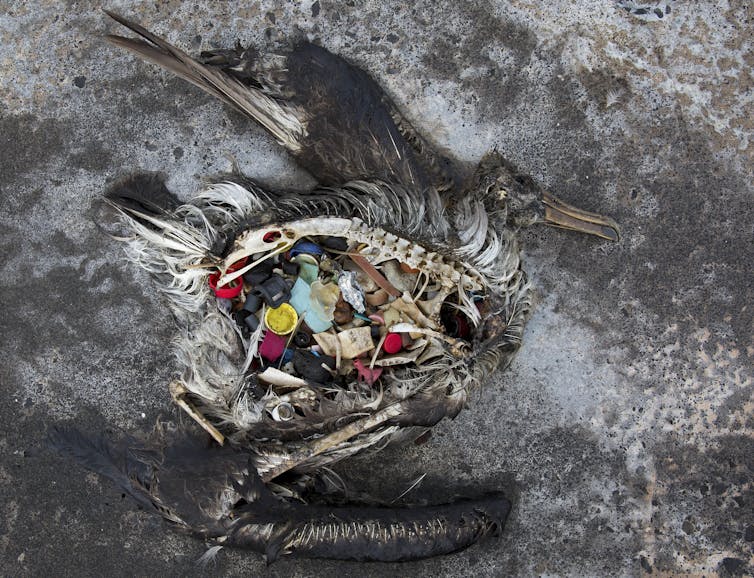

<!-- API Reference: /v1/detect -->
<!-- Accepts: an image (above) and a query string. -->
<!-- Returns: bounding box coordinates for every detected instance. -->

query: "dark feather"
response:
[47,426,157,512]
[104,172,179,216]
[51,425,510,562]
[105,11,460,191]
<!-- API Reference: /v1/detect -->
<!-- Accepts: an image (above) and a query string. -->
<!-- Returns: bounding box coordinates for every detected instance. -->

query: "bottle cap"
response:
[383,332,402,354]
[293,331,310,348]
[264,303,298,335]
[208,271,243,299]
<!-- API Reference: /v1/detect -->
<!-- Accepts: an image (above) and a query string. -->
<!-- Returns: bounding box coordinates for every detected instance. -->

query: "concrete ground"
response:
[1,1,752,576]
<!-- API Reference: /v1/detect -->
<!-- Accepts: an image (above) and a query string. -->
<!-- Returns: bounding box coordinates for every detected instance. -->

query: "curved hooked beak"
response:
[542,191,620,241]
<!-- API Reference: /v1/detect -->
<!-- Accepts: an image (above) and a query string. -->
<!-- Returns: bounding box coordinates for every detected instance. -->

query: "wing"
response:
[105,11,459,191]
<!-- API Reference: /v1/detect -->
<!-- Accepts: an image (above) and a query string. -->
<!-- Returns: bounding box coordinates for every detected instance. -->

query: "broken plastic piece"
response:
[290,240,324,258]
[305,309,332,333]
[368,313,385,325]
[349,253,401,298]
[337,327,374,358]
[382,260,418,294]
[309,281,339,320]
[383,307,401,328]
[242,259,274,285]
[365,289,389,306]
[256,274,290,307]
[321,236,349,252]
[243,292,261,312]
[258,366,307,389]
[292,255,319,284]
[289,278,311,314]
[293,350,335,383]
[313,327,374,359]
[244,313,260,332]
[259,331,287,361]
[290,278,332,333]
[216,297,232,313]
[281,260,299,276]
[353,358,383,385]
[234,309,251,332]
[265,303,298,335]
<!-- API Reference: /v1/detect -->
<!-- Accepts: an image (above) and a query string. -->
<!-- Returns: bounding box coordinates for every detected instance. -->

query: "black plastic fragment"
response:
[293,350,335,383]
[243,292,261,313]
[243,260,274,285]
[244,314,260,332]
[282,260,300,276]
[293,331,311,348]
[255,274,290,308]
[321,236,349,252]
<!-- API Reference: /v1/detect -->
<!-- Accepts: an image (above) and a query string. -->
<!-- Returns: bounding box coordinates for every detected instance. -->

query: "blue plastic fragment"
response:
[290,240,324,258]
[289,278,332,333]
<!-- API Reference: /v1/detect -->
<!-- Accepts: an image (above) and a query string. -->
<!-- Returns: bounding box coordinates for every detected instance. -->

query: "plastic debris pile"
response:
[209,235,481,422]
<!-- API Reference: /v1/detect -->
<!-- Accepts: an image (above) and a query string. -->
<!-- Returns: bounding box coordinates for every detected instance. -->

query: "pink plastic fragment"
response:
[353,358,383,386]
[259,331,287,362]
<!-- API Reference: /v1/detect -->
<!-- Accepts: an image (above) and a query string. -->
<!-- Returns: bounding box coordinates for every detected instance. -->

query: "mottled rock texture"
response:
[1,1,751,576]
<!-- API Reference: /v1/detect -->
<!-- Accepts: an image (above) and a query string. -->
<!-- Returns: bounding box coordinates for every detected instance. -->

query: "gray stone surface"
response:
[1,1,752,576]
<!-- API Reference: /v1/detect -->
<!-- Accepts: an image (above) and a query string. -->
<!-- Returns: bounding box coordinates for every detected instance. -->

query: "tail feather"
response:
[51,423,510,561]
[104,10,306,152]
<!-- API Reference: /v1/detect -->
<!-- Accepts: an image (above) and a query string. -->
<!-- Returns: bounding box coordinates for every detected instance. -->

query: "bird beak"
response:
[542,191,620,241]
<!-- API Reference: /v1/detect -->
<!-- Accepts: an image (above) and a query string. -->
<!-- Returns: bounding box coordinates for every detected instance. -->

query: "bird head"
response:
[473,151,620,241]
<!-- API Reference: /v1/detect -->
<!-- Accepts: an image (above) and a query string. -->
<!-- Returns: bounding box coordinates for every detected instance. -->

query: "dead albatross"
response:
[52,12,619,563]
